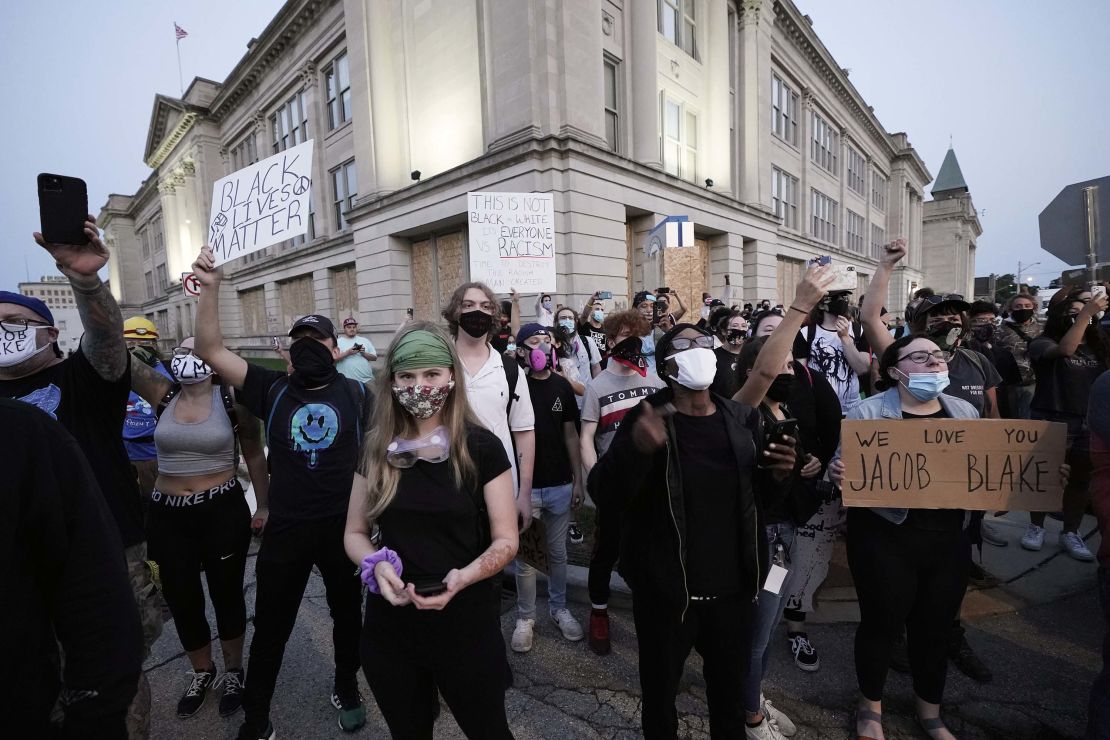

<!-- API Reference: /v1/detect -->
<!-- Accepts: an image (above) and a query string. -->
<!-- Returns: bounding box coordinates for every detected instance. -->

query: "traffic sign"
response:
[1039,176,1110,268]
[182,272,201,297]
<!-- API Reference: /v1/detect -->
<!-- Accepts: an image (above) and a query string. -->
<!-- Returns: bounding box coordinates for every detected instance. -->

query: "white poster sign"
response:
[209,139,315,265]
[467,192,556,293]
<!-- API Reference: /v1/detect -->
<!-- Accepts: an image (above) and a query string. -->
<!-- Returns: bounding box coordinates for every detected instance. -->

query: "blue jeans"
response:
[742,521,796,714]
[515,483,573,619]
[1090,567,1110,740]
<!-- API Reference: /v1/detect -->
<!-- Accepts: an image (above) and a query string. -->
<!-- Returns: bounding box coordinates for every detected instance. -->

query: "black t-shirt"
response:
[378,426,510,581]
[710,346,742,399]
[238,363,372,528]
[673,409,742,597]
[1029,337,1105,422]
[526,373,580,488]
[0,347,144,547]
[901,408,964,531]
[944,348,1001,416]
[580,322,609,357]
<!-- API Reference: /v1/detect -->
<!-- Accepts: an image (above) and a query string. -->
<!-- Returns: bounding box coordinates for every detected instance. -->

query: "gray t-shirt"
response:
[581,368,666,456]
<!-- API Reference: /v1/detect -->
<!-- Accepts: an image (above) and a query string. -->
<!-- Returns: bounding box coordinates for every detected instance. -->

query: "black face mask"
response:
[928,321,963,350]
[1010,308,1034,324]
[827,297,851,317]
[971,325,995,344]
[290,338,338,388]
[766,373,793,403]
[457,309,493,339]
[726,329,745,345]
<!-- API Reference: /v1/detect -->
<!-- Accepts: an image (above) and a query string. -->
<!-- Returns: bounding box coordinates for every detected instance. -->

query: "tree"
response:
[993,273,1017,304]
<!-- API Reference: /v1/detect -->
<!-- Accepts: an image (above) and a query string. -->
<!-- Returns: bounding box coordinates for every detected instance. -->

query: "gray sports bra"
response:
[154,387,236,476]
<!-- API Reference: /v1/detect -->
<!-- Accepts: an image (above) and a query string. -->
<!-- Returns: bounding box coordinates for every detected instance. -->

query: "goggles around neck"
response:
[386,426,451,468]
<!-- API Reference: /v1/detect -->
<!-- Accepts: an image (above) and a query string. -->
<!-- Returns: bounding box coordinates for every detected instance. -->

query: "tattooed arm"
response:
[130,360,173,407]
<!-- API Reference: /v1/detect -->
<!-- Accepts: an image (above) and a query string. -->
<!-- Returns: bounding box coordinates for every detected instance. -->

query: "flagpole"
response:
[175,22,184,95]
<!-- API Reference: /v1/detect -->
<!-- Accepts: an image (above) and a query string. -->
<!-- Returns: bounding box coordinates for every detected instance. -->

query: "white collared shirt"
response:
[462,344,535,493]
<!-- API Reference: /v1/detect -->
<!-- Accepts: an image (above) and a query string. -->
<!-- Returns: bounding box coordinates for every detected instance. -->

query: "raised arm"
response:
[669,290,688,321]
[510,289,522,337]
[35,216,128,381]
[192,246,249,389]
[734,265,834,406]
[861,238,905,356]
[1058,296,1108,357]
[130,360,173,407]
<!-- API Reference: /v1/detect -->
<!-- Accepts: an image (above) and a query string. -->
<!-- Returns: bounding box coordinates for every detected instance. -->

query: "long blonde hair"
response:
[360,321,481,522]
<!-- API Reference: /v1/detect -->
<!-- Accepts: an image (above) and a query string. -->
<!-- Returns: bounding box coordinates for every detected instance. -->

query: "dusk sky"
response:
[2,0,1107,292]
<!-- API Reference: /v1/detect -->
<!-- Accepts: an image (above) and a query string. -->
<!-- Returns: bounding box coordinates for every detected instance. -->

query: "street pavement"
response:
[145,505,1103,739]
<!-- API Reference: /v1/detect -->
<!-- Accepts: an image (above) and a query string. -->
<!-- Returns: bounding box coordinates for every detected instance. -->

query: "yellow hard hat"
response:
[123,316,159,340]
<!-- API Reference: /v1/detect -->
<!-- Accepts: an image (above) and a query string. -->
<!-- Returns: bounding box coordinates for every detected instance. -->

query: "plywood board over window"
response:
[332,265,358,321]
[279,275,315,330]
[777,255,806,308]
[410,231,468,321]
[662,238,709,314]
[239,288,266,335]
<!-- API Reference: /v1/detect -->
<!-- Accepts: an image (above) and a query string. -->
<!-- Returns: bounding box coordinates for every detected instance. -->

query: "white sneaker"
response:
[761,694,796,737]
[511,618,535,652]
[1021,524,1045,551]
[550,608,584,641]
[744,718,785,740]
[1061,531,1095,562]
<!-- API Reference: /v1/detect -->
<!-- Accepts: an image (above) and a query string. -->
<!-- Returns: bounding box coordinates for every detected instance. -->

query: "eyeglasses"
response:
[0,318,49,333]
[897,350,954,365]
[668,335,715,351]
[171,347,194,357]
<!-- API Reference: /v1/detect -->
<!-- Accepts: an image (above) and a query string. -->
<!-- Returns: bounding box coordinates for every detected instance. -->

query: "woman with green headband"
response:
[344,321,519,737]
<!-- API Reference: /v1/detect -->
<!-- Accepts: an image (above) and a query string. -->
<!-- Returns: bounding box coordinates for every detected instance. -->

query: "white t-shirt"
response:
[798,325,861,413]
[336,335,376,383]
[462,344,535,494]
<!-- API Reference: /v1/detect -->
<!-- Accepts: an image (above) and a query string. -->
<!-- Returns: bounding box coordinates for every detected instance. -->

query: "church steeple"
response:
[931,147,969,199]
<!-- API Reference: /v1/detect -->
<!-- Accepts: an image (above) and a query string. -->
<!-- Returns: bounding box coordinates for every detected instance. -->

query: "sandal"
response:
[918,715,954,738]
[855,707,883,740]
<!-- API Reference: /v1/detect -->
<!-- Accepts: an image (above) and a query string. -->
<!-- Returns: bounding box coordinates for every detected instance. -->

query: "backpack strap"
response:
[155,383,182,418]
[502,356,520,422]
[343,378,368,448]
[1006,323,1034,344]
[264,376,291,444]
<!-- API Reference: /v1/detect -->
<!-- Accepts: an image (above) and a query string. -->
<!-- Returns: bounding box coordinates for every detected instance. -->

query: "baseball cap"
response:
[516,322,550,345]
[342,316,358,327]
[918,293,971,316]
[0,291,54,325]
[289,314,338,342]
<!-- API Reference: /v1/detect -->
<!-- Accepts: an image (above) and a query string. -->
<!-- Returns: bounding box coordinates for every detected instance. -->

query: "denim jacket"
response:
[833,387,980,525]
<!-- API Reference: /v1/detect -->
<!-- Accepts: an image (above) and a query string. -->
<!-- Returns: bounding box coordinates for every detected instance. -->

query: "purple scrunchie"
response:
[361,548,403,594]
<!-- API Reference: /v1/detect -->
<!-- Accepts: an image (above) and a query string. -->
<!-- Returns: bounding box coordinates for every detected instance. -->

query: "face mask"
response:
[766,373,793,403]
[506,341,517,353]
[1009,308,1034,324]
[528,345,553,372]
[457,309,493,339]
[558,318,576,333]
[666,347,717,391]
[392,381,455,421]
[0,325,51,368]
[290,338,338,387]
[592,309,604,323]
[610,336,647,377]
[129,344,160,368]
[726,329,745,345]
[827,297,851,317]
[542,299,553,310]
[897,370,950,402]
[170,352,213,385]
[387,425,451,467]
[970,325,994,344]
[926,321,964,351]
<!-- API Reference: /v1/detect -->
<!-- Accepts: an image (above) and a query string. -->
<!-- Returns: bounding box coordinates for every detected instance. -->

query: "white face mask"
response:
[666,347,717,391]
[0,325,51,368]
[170,353,213,385]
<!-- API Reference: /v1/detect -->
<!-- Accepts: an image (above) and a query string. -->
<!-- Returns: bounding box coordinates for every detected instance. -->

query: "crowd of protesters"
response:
[6,221,1110,740]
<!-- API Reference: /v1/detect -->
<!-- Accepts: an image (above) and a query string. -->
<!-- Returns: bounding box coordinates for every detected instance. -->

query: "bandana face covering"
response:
[386,425,451,467]
[290,338,339,387]
[610,336,647,377]
[392,381,455,420]
[927,322,963,351]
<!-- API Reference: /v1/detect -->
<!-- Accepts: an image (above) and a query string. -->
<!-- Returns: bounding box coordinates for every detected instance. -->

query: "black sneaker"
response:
[949,625,992,682]
[330,687,367,732]
[218,668,245,717]
[176,667,216,718]
[568,521,584,544]
[890,632,911,674]
[788,632,820,672]
[235,720,275,740]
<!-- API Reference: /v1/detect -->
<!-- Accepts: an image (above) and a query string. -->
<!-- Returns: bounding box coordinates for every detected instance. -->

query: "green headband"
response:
[391,330,455,372]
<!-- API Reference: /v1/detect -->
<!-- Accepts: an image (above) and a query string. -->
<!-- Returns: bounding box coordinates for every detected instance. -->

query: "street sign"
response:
[182,272,201,297]
[1039,176,1110,269]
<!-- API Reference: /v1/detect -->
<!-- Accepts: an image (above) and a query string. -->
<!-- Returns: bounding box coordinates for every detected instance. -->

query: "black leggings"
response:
[147,479,251,653]
[847,508,970,704]
[361,581,513,739]
[587,501,621,605]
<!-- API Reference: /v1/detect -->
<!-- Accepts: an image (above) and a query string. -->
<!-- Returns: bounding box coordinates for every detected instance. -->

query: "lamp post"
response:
[1017,260,1041,286]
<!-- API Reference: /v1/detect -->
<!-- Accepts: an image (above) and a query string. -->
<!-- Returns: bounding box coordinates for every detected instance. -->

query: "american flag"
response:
[174,22,188,40]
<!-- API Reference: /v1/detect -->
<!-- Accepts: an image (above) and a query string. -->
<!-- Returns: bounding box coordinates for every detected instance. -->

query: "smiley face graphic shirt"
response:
[239,363,373,529]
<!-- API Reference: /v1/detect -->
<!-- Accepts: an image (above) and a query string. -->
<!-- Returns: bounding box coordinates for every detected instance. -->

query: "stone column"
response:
[630,0,660,167]
[158,177,183,280]
[705,0,730,190]
[737,0,771,206]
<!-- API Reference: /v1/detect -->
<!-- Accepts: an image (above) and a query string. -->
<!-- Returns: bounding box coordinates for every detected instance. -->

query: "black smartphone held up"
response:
[766,418,799,448]
[37,173,90,245]
[412,578,447,597]
[657,286,671,294]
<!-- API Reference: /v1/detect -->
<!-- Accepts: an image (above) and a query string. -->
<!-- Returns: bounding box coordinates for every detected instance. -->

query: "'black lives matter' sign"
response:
[209,139,314,266]
[840,419,1066,511]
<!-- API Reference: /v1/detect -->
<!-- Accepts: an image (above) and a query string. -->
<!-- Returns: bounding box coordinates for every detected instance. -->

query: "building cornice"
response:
[146,111,199,168]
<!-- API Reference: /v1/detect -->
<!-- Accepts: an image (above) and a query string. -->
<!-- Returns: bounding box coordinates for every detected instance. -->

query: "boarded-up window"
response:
[662,237,708,314]
[776,255,806,308]
[410,231,467,321]
[332,265,358,321]
[279,275,315,329]
[239,288,266,335]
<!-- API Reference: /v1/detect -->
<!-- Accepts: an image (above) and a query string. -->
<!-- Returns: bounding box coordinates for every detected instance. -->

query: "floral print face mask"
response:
[392,381,455,420]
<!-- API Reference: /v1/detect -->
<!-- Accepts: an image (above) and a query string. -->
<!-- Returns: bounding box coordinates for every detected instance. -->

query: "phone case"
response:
[37,173,89,245]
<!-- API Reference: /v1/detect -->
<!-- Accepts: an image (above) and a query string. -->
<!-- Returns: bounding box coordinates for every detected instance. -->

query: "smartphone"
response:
[657,287,671,294]
[808,256,857,292]
[1093,285,1107,301]
[352,343,363,351]
[37,173,90,245]
[598,291,613,300]
[412,578,447,597]
[406,307,415,318]
[766,418,799,448]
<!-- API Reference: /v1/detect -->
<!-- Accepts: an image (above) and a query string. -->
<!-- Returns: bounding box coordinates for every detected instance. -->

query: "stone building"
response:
[922,147,980,299]
[100,0,933,357]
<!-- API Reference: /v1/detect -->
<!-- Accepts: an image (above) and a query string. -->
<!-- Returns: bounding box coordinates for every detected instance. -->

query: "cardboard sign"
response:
[841,419,1066,511]
[467,192,555,293]
[518,517,550,574]
[209,139,314,265]
[181,272,201,297]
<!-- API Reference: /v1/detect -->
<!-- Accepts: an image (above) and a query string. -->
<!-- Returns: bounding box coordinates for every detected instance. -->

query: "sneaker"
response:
[949,625,992,683]
[330,689,367,732]
[568,521,584,544]
[980,520,1008,547]
[218,668,245,717]
[761,694,796,737]
[889,632,910,673]
[788,632,819,672]
[968,560,1000,588]
[1021,524,1045,551]
[177,667,216,718]
[1061,531,1095,562]
[744,718,785,740]
[235,721,275,740]
[511,618,535,653]
[550,608,584,641]
[588,608,611,656]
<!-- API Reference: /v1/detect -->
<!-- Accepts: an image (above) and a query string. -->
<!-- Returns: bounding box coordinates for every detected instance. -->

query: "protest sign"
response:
[467,192,555,293]
[209,139,314,266]
[841,419,1066,511]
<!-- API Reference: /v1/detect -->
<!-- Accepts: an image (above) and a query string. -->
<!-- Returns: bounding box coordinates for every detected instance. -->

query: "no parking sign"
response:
[182,273,201,297]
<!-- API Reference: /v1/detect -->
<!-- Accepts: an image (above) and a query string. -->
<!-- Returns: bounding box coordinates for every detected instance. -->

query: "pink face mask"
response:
[528,346,553,372]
